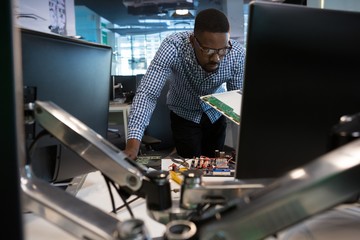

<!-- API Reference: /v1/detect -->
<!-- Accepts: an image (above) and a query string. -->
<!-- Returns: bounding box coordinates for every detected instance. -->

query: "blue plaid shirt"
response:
[127,31,246,141]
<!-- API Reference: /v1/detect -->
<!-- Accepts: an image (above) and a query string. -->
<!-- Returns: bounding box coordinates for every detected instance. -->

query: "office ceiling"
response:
[74,0,225,26]
[74,0,304,27]
[74,0,229,35]
[73,0,304,35]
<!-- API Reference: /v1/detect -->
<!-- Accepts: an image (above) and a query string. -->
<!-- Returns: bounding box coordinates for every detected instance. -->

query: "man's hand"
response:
[123,138,141,160]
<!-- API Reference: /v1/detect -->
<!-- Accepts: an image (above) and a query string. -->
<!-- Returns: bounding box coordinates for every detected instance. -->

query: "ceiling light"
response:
[175,9,189,15]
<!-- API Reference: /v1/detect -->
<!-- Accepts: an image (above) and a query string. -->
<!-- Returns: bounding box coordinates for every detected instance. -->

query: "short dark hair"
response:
[194,8,230,34]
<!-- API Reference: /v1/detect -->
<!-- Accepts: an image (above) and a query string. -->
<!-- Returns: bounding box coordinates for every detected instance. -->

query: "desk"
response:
[23,163,360,240]
[108,101,131,140]
[23,162,234,240]
[24,171,167,240]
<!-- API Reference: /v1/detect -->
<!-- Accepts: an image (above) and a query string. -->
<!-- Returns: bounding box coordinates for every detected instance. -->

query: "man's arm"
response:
[123,138,141,160]
[226,42,246,91]
[123,35,178,160]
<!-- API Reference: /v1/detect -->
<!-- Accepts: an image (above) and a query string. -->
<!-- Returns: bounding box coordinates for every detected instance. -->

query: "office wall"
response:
[15,0,76,36]
[308,0,360,11]
[223,0,245,43]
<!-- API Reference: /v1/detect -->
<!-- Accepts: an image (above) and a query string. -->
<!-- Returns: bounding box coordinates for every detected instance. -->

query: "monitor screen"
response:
[4,3,24,238]
[235,2,360,179]
[21,28,112,183]
[109,75,137,101]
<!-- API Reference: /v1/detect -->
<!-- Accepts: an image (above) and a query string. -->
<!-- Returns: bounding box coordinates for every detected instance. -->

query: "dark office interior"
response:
[6,0,360,239]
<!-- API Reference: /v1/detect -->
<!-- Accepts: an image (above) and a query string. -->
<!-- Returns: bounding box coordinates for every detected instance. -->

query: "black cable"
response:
[26,129,51,165]
[115,196,141,212]
[101,171,138,217]
[102,174,117,214]
[109,180,135,218]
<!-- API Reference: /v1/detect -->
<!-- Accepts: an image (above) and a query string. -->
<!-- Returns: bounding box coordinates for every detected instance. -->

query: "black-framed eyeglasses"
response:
[194,36,232,57]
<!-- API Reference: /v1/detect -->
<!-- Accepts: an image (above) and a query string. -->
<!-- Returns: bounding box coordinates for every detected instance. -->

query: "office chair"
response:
[138,76,175,156]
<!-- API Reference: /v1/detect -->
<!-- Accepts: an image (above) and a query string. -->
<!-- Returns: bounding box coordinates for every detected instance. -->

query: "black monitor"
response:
[235,2,360,179]
[3,1,24,238]
[109,75,137,101]
[21,28,112,183]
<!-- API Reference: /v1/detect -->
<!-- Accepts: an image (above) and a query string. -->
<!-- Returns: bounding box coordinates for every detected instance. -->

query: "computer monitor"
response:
[109,75,137,101]
[21,28,112,183]
[235,2,360,179]
[4,1,24,237]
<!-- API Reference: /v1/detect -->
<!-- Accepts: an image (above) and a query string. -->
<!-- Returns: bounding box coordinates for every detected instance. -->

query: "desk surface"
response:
[24,171,167,240]
[23,167,360,240]
[109,101,131,111]
[23,160,235,240]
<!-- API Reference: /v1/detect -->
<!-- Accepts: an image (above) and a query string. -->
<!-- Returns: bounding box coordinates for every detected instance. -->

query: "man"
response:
[124,8,246,160]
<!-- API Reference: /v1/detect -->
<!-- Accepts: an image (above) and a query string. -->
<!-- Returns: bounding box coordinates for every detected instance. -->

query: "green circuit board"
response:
[202,96,240,124]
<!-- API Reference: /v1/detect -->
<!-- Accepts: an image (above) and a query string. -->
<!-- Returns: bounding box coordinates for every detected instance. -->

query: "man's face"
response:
[191,31,231,73]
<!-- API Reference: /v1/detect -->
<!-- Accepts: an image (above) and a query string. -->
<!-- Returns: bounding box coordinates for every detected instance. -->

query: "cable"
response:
[102,174,117,214]
[26,129,51,165]
[115,196,141,212]
[112,181,135,218]
[102,174,142,215]
[102,175,135,218]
